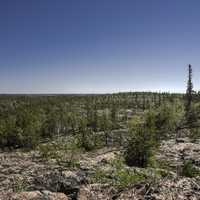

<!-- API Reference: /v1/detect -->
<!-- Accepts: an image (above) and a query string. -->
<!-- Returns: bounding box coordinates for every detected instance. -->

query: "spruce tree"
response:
[110,104,117,129]
[142,93,146,110]
[185,64,193,118]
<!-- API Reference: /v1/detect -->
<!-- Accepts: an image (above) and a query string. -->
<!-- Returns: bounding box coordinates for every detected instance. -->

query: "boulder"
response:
[34,170,86,199]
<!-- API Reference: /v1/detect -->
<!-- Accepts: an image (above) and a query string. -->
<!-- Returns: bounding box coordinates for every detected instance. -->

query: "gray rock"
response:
[34,170,86,199]
[0,191,68,200]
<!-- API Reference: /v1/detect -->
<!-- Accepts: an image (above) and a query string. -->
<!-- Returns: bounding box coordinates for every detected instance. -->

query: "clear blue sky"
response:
[0,0,200,93]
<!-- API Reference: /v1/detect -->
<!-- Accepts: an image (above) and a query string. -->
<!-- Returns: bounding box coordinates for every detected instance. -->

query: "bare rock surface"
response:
[78,178,200,200]
[0,147,119,199]
[1,139,200,199]
[0,191,68,200]
[158,138,200,169]
[0,151,48,192]
[34,170,86,199]
[78,184,116,200]
[79,148,120,170]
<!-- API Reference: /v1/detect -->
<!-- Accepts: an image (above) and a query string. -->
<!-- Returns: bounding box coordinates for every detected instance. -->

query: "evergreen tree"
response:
[185,64,198,130]
[142,93,146,110]
[158,92,162,107]
[110,104,117,129]
[124,112,157,168]
[99,110,112,146]
[185,64,193,115]
[92,104,98,132]
[78,117,94,151]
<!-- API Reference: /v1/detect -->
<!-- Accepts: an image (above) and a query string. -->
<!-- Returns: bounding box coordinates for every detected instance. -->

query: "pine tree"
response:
[110,104,117,129]
[92,104,98,132]
[185,64,193,117]
[124,112,157,167]
[158,92,162,107]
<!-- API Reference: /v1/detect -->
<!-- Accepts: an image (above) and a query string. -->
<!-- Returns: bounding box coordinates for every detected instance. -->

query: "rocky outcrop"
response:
[78,184,116,200]
[2,138,200,200]
[0,191,68,200]
[34,170,86,199]
[0,148,119,199]
[78,178,200,200]
[158,138,200,170]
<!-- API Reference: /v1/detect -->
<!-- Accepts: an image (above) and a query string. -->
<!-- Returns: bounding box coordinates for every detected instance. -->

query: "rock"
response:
[0,191,68,200]
[176,137,190,143]
[117,177,200,200]
[77,175,200,199]
[10,191,43,200]
[41,190,69,200]
[34,170,86,199]
[157,138,200,169]
[80,148,120,170]
[78,184,116,200]
[0,151,50,192]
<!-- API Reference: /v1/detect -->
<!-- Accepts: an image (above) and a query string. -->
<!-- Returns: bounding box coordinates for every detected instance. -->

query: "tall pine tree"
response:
[185,64,193,115]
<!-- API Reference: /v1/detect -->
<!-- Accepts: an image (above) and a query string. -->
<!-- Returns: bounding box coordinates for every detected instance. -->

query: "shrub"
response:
[38,138,80,168]
[124,112,157,168]
[155,101,184,140]
[181,160,200,178]
[0,108,44,149]
[91,158,145,189]
[12,177,28,193]
[77,118,96,151]
[111,158,145,189]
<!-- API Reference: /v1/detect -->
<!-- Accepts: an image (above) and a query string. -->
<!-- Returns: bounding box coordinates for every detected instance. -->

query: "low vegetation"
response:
[181,160,200,178]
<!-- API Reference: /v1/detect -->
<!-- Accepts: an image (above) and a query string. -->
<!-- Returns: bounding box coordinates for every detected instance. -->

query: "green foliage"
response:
[124,101,184,168]
[185,64,193,116]
[110,104,118,129]
[0,107,44,149]
[124,112,157,168]
[98,110,112,146]
[155,101,184,140]
[184,103,200,139]
[37,143,56,160]
[12,177,28,193]
[91,158,146,189]
[91,157,168,190]
[91,167,109,184]
[38,138,80,168]
[190,128,200,141]
[0,92,185,150]
[111,158,146,189]
[77,117,96,151]
[181,160,200,178]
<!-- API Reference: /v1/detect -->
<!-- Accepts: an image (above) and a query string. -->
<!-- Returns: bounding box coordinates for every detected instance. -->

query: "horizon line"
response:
[0,91,186,96]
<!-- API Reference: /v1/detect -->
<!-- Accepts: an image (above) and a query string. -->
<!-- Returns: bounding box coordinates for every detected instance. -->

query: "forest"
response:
[0,91,185,150]
[1,65,200,199]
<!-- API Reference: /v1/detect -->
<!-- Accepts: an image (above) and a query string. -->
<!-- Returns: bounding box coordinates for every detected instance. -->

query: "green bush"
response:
[77,118,97,151]
[154,101,185,141]
[181,160,200,178]
[0,109,43,149]
[124,112,157,168]
[38,138,80,168]
[12,177,28,193]
[111,158,145,189]
[91,158,145,189]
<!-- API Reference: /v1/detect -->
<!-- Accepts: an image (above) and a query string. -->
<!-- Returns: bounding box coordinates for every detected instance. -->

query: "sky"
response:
[0,0,200,93]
